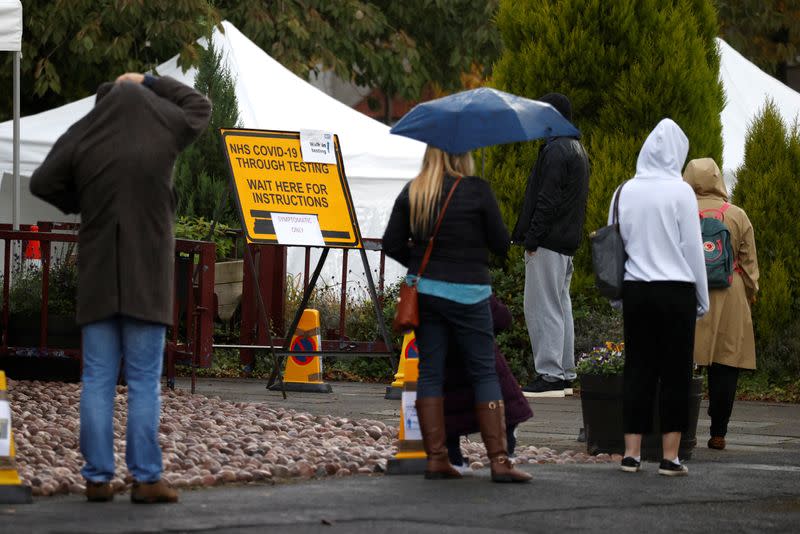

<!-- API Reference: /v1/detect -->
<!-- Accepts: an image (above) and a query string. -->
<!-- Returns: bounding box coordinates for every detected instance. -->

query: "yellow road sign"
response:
[220,129,362,248]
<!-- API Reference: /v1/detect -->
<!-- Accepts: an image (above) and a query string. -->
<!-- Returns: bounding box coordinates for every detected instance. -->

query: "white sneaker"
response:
[523,389,566,398]
[452,463,472,475]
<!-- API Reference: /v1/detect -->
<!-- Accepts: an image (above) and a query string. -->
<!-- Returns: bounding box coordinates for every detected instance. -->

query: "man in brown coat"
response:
[683,158,759,451]
[30,73,211,503]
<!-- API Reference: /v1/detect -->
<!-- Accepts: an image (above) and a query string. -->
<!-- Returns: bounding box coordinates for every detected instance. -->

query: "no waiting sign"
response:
[220,128,362,248]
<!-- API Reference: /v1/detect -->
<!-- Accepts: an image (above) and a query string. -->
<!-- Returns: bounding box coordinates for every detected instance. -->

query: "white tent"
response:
[718,37,800,188]
[0,21,424,288]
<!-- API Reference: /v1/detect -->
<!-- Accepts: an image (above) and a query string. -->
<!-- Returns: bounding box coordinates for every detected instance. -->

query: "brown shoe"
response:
[415,397,462,480]
[476,400,532,483]
[708,436,726,450]
[131,479,179,504]
[85,481,114,502]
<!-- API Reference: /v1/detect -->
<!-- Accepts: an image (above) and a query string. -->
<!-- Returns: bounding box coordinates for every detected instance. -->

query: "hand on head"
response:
[116,72,145,84]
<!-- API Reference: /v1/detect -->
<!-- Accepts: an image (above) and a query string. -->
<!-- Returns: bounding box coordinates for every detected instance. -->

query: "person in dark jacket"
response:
[30,73,211,503]
[512,93,590,397]
[444,294,533,471]
[383,145,531,483]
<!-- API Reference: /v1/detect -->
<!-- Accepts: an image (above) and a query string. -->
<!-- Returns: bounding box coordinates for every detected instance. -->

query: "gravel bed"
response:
[7,380,613,496]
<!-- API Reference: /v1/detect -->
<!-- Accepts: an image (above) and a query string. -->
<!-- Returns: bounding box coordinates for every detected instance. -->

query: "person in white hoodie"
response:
[610,119,709,477]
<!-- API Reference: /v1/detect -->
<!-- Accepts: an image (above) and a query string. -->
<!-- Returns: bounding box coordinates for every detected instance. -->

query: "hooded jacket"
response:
[609,119,709,317]
[30,76,211,326]
[683,158,758,368]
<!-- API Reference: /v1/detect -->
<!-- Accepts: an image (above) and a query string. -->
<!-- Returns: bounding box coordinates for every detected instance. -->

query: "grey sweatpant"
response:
[523,247,576,382]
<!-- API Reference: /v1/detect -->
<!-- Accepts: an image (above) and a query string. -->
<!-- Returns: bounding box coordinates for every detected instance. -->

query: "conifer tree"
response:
[732,101,800,375]
[173,39,241,227]
[489,0,724,288]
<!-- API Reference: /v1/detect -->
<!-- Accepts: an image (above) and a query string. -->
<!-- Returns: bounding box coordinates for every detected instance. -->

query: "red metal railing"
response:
[1,222,393,386]
[0,224,216,393]
[165,239,216,393]
[0,223,80,358]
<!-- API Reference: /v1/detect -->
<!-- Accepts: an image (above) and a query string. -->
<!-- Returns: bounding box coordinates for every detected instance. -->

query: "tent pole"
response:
[12,51,20,230]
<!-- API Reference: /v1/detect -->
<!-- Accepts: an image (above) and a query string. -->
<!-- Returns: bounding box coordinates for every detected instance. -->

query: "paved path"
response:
[5,379,799,533]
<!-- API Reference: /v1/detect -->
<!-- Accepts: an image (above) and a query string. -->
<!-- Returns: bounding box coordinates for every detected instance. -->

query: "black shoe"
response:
[522,376,565,398]
[619,457,641,473]
[562,380,574,395]
[658,459,688,476]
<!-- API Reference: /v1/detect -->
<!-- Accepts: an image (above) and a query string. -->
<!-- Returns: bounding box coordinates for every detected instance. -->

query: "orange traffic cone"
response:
[269,309,332,393]
[0,371,33,503]
[386,331,427,475]
[385,330,418,399]
[23,225,41,261]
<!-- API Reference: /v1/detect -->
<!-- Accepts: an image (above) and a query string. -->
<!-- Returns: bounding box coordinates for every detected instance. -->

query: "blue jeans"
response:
[80,315,166,483]
[415,294,501,402]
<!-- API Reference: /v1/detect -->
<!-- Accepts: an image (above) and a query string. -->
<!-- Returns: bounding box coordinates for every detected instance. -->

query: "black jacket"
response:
[30,77,211,326]
[512,136,590,255]
[382,175,509,285]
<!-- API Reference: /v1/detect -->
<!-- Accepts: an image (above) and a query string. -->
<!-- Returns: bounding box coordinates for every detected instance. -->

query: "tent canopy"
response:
[718,37,800,185]
[0,0,22,52]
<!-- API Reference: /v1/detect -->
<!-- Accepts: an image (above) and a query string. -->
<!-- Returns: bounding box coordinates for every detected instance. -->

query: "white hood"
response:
[634,118,689,181]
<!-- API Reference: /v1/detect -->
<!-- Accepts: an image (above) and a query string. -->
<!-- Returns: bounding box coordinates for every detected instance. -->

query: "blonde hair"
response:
[409,146,474,236]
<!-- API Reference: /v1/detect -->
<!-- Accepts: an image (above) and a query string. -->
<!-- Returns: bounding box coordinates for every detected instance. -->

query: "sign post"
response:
[219,129,393,393]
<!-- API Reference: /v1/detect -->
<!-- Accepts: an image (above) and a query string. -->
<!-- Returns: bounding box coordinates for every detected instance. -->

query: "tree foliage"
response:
[716,0,800,81]
[219,0,501,122]
[0,0,217,120]
[1,1,500,123]
[732,100,800,376]
[488,0,724,290]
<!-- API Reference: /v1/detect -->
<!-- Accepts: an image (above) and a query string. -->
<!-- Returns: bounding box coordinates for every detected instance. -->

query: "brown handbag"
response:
[392,176,462,333]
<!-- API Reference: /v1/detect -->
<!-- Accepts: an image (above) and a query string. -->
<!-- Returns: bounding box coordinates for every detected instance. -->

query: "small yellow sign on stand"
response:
[220,128,362,248]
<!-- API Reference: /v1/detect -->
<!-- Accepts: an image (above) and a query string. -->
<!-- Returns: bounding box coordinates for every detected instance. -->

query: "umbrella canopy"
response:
[390,87,580,153]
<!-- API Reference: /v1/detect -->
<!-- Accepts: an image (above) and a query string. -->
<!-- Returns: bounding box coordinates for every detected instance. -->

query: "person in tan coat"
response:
[683,158,759,451]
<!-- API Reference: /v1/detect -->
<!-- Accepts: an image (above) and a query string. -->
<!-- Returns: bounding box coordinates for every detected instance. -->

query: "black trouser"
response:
[706,363,740,437]
[622,281,696,434]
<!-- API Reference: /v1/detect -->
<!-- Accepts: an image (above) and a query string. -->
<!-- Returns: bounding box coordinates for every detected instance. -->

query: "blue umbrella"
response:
[390,87,580,153]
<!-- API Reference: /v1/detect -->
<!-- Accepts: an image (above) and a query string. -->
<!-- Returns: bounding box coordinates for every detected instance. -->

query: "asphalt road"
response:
[4,379,798,533]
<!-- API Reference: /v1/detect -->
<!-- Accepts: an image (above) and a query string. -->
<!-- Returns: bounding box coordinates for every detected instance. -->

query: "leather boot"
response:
[415,397,462,480]
[131,479,179,504]
[476,400,532,483]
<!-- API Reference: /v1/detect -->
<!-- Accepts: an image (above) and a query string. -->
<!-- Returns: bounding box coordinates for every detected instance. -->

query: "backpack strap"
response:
[700,202,730,221]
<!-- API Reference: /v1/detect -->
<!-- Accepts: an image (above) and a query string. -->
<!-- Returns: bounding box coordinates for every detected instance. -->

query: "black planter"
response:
[580,374,702,461]
[6,313,81,349]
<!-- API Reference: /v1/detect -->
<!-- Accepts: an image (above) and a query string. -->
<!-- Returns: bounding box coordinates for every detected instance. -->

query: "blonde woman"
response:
[383,146,530,483]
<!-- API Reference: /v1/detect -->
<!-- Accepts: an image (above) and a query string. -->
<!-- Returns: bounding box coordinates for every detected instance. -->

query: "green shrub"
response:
[489,0,724,293]
[5,247,78,317]
[733,101,800,377]
[173,39,241,227]
[174,216,236,261]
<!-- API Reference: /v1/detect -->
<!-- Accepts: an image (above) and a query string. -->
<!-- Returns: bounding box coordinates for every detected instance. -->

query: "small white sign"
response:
[271,212,325,247]
[0,400,11,457]
[401,391,421,441]
[299,130,336,164]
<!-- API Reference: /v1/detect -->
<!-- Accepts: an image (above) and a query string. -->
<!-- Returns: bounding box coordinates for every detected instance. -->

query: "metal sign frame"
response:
[218,128,394,396]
